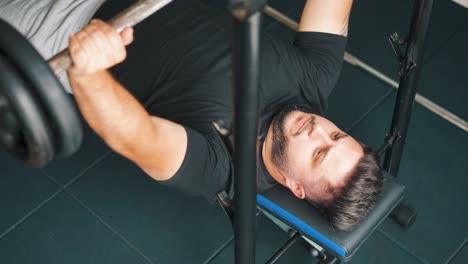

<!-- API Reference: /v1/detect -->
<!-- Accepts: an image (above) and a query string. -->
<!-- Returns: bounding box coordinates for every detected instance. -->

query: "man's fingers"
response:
[81,23,104,57]
[75,27,101,73]
[68,34,90,75]
[92,19,133,46]
[120,27,134,46]
[97,21,127,63]
[84,23,114,64]
[67,19,131,77]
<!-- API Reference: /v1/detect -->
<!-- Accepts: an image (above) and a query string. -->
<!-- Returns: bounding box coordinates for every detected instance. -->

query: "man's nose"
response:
[309,124,334,144]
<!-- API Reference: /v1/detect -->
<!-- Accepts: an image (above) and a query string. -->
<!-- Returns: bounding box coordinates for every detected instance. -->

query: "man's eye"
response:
[315,148,323,158]
[332,132,341,140]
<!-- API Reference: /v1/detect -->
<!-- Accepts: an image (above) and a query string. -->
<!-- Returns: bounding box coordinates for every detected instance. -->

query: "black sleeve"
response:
[158,126,232,203]
[270,32,347,112]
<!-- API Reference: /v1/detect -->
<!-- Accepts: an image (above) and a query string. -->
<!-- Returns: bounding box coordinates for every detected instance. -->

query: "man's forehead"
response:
[323,136,363,185]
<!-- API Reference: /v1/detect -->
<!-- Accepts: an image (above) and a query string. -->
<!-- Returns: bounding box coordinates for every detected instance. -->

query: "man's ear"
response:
[286,178,306,199]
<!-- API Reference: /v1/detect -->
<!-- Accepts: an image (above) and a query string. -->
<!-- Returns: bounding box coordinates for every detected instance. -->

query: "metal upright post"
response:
[229,1,262,263]
[381,0,433,228]
[383,0,433,176]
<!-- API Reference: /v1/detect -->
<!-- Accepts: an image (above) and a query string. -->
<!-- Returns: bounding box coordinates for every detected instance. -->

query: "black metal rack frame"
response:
[228,0,434,263]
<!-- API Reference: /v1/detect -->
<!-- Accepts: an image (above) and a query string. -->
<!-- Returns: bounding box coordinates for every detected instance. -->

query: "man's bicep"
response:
[298,0,353,36]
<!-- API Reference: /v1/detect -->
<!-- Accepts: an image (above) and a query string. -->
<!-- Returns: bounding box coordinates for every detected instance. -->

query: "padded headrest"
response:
[257,173,405,261]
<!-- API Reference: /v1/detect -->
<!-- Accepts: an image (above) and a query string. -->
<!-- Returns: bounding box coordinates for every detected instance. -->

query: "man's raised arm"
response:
[68,20,187,181]
[298,0,353,36]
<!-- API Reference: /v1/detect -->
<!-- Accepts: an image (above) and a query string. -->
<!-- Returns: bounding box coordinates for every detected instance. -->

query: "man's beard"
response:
[270,106,314,172]
[270,110,289,172]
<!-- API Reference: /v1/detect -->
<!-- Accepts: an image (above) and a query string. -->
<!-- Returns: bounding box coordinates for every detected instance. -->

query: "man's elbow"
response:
[106,140,172,181]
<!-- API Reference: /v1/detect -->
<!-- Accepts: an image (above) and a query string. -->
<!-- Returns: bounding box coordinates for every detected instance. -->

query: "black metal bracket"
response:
[213,120,236,222]
[217,197,235,224]
[388,32,416,77]
[213,120,234,156]
[265,231,302,264]
[377,131,401,157]
[388,32,406,61]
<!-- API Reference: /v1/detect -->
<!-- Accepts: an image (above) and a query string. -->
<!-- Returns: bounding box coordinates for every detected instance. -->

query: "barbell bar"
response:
[49,0,174,75]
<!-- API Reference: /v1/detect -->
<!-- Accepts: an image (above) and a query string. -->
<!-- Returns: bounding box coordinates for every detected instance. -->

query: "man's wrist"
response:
[68,69,113,93]
[68,69,107,83]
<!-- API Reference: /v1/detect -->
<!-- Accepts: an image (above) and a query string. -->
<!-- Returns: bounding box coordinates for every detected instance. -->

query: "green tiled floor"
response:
[347,0,468,78]
[0,150,59,236]
[0,192,151,264]
[451,240,468,264]
[209,214,318,264]
[349,230,423,264]
[1,1,467,264]
[66,153,233,263]
[326,64,394,132]
[420,21,468,120]
[42,112,111,185]
[348,0,468,123]
[351,92,468,263]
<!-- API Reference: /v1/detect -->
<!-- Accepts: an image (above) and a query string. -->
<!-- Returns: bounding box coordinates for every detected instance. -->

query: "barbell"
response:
[0,0,173,167]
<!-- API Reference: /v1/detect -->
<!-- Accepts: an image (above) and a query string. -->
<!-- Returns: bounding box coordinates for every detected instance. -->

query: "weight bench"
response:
[218,0,433,262]
[217,172,405,263]
[256,174,404,263]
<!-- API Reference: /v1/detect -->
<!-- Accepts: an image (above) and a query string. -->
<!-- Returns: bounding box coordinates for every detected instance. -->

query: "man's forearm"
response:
[69,70,154,155]
[298,0,353,36]
[65,20,188,181]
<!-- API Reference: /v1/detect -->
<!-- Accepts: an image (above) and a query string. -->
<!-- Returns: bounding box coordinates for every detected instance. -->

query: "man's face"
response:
[267,110,364,201]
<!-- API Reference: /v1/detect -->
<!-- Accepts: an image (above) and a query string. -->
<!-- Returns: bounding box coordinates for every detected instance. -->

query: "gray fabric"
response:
[0,0,107,93]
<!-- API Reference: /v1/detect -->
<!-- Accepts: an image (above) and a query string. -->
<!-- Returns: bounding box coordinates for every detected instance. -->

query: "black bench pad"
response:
[257,174,405,261]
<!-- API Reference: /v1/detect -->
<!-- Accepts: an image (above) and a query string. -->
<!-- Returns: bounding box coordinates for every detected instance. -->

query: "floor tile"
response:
[326,64,393,131]
[419,22,468,120]
[349,230,423,264]
[0,150,59,236]
[209,214,319,264]
[347,0,467,80]
[423,0,468,61]
[350,93,468,264]
[347,0,411,81]
[450,240,468,264]
[347,92,397,147]
[67,153,232,263]
[42,100,110,185]
[0,192,150,264]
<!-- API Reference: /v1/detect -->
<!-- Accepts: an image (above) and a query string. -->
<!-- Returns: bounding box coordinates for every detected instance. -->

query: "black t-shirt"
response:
[95,0,347,202]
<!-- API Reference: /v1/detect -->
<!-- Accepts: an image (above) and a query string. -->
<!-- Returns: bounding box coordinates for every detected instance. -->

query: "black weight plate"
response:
[0,95,21,149]
[0,53,55,166]
[0,18,82,158]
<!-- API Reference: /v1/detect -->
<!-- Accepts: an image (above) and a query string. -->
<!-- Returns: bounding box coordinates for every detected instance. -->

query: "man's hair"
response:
[320,146,384,231]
